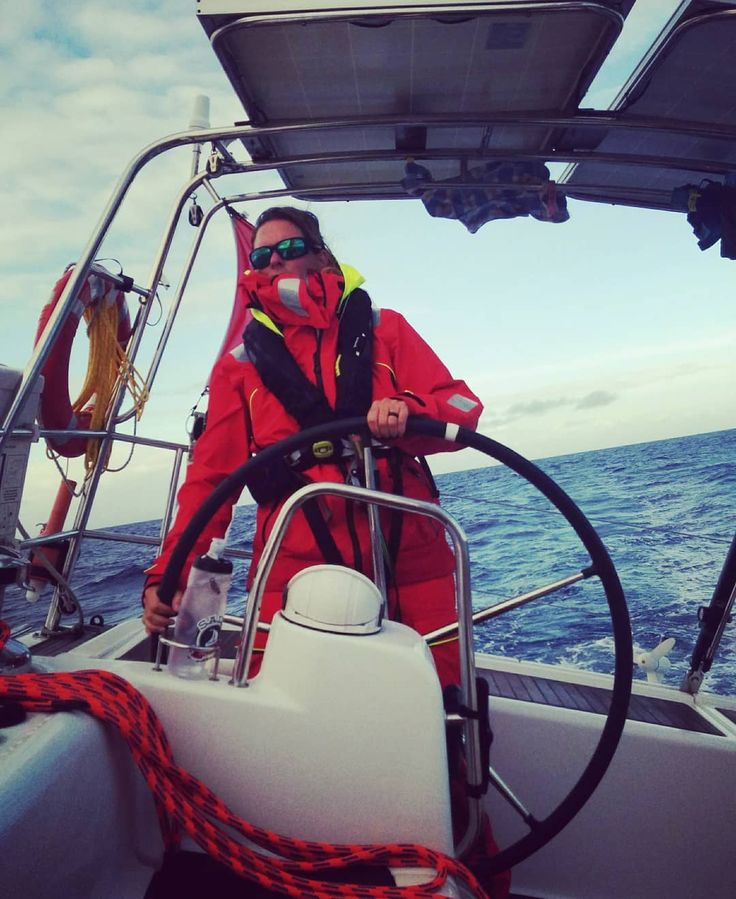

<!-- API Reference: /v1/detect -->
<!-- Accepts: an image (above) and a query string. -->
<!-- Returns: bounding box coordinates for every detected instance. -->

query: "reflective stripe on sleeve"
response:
[447,394,478,412]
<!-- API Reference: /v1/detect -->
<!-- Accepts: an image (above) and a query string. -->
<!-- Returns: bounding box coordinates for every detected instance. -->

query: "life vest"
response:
[241,280,424,573]
[241,284,374,505]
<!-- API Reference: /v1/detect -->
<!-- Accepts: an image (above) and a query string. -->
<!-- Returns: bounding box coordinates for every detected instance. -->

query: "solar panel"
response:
[562,1,736,210]
[198,1,634,199]
[198,2,736,212]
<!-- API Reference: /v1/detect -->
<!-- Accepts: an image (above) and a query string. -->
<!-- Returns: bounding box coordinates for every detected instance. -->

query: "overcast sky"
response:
[1,0,733,529]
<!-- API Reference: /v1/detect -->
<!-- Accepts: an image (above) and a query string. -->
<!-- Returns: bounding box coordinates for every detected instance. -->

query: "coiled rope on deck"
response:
[0,668,487,899]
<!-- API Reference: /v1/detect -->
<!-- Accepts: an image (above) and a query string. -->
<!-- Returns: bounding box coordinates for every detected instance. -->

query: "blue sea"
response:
[5,429,735,694]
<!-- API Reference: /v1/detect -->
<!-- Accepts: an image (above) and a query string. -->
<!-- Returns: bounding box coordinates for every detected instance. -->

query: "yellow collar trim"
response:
[250,307,283,336]
[339,262,365,298]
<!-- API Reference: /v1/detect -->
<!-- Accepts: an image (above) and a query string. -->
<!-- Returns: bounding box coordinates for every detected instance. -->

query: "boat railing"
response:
[20,526,252,559]
[6,109,736,452]
[4,96,736,443]
[0,421,189,632]
[1,402,253,634]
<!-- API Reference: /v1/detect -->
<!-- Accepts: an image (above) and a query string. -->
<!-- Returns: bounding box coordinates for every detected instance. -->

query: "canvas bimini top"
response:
[196,0,736,213]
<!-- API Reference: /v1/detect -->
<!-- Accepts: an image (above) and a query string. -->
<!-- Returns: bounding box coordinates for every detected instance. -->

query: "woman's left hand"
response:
[367,398,409,440]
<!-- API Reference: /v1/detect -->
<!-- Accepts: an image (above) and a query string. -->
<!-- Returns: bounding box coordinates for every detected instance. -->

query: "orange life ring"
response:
[34,266,132,458]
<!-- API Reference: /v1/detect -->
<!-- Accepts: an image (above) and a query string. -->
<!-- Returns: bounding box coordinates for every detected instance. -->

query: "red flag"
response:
[212,211,254,369]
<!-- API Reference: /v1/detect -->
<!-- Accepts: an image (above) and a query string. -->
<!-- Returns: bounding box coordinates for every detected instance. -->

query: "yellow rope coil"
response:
[72,290,149,475]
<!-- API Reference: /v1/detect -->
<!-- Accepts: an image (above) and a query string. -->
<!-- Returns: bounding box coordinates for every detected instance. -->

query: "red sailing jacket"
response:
[145,264,482,604]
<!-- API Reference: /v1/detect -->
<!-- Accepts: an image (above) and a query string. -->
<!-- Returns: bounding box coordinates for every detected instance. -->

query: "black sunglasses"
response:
[249,237,321,270]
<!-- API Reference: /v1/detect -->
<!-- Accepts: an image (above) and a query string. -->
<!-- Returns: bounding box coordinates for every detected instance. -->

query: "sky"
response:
[1,0,733,529]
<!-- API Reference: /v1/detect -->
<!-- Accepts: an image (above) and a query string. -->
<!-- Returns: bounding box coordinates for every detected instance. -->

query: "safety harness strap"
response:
[243,288,375,565]
[334,288,374,419]
[244,315,335,431]
[301,499,345,567]
[242,286,435,577]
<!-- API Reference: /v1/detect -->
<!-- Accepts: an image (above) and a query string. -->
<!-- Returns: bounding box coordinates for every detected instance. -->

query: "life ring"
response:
[34,265,133,458]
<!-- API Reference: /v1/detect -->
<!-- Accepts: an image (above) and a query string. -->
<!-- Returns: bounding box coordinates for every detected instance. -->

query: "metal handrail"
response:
[424,569,595,644]
[230,479,483,856]
[0,427,189,452]
[5,104,734,453]
[20,527,252,560]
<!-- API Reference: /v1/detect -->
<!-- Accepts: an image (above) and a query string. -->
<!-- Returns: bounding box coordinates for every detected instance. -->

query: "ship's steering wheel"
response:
[160,416,632,875]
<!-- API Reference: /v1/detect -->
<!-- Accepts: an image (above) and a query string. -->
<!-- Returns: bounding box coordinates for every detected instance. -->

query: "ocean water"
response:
[4,429,735,695]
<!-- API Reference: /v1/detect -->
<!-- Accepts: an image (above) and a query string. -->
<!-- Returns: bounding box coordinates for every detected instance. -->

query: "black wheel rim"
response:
[159,416,633,872]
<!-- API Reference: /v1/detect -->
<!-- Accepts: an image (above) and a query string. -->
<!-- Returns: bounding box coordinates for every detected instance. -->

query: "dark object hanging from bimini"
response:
[401,159,569,233]
[672,179,736,260]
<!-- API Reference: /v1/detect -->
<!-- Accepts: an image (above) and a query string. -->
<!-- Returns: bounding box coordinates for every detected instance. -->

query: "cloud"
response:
[482,389,618,429]
[507,398,569,417]
[575,390,617,410]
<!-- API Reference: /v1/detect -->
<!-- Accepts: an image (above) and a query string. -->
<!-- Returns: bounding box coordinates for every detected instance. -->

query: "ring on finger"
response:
[387,410,400,418]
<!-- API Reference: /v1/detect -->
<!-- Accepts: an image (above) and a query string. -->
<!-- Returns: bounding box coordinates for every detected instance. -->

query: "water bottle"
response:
[168,537,233,680]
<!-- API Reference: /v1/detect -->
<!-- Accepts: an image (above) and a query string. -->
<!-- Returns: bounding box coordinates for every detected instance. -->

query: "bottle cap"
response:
[207,537,227,559]
[194,537,233,574]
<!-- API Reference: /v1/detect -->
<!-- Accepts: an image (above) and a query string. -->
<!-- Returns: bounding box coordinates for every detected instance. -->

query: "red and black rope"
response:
[0,667,487,899]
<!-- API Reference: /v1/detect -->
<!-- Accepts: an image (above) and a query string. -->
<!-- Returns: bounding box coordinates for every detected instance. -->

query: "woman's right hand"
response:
[142,584,183,635]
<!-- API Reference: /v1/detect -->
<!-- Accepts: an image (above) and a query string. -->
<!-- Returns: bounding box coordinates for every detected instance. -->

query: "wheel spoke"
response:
[424,566,597,645]
[487,764,540,830]
[478,566,597,621]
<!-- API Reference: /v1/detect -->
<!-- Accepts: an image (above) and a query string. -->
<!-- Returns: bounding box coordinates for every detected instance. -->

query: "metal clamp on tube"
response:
[154,629,223,681]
